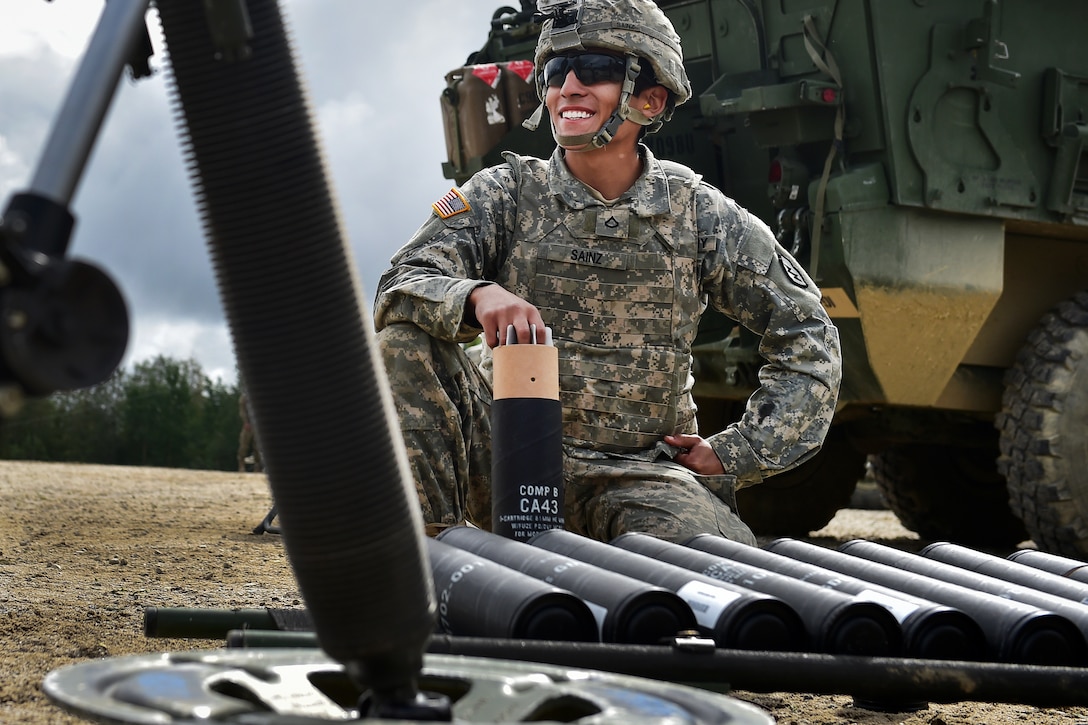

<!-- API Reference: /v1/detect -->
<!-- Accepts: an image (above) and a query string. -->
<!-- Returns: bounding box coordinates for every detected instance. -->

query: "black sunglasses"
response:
[541,53,627,88]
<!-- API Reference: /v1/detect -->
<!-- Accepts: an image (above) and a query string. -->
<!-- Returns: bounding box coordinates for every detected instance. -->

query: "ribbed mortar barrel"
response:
[491,341,563,541]
[1006,549,1088,586]
[767,538,1087,665]
[684,534,987,661]
[528,529,808,651]
[426,538,598,641]
[436,526,696,644]
[156,0,434,700]
[612,533,903,657]
[840,540,1088,660]
[923,542,1088,605]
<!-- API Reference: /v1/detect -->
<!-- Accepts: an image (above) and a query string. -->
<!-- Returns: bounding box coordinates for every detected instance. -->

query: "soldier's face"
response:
[545,65,624,150]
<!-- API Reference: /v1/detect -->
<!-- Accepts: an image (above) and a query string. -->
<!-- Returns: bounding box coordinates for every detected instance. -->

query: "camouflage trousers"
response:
[377,322,755,545]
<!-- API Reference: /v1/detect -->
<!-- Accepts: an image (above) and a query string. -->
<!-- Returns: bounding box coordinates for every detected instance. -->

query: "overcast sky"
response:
[0,0,509,384]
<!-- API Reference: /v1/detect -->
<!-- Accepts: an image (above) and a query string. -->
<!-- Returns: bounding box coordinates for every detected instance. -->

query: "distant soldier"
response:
[237,392,262,473]
[373,0,841,543]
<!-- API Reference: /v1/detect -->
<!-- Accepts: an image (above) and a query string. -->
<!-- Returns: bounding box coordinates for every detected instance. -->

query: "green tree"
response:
[119,356,207,467]
[0,371,126,462]
[53,371,127,463]
[0,355,244,470]
[0,395,59,461]
[192,375,246,470]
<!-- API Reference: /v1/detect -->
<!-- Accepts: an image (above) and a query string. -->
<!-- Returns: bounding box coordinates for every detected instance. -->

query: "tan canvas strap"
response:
[802,14,845,280]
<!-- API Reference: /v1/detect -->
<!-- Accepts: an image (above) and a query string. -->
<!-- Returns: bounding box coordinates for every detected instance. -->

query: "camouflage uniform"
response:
[374,145,840,545]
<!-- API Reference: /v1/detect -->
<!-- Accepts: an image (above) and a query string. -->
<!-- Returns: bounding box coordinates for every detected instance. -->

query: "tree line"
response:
[0,355,245,471]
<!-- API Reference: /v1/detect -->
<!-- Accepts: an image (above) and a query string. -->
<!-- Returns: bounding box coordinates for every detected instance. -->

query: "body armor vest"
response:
[498,154,707,453]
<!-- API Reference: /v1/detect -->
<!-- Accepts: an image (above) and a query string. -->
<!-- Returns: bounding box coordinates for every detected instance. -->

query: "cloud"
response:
[0,136,27,201]
[127,316,237,385]
[0,0,508,387]
[0,51,72,199]
[0,1,103,59]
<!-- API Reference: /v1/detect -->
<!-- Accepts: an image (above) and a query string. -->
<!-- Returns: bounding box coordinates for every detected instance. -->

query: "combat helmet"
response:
[523,0,691,149]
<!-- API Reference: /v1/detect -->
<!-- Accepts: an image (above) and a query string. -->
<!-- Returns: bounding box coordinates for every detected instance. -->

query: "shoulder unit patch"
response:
[778,253,808,288]
[432,188,471,219]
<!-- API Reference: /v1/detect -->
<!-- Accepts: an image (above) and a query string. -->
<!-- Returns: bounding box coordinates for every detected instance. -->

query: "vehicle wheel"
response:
[869,437,1028,548]
[997,291,1088,558]
[736,426,866,536]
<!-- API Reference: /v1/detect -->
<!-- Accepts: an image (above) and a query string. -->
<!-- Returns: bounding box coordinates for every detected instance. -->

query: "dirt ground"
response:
[1,460,1087,724]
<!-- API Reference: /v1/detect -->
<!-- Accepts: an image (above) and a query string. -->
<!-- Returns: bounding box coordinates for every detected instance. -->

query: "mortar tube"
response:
[228,629,318,648]
[923,542,1088,605]
[685,534,987,661]
[221,632,1088,708]
[840,539,1088,659]
[427,538,599,642]
[613,532,903,657]
[491,339,563,542]
[529,528,809,652]
[767,537,1087,665]
[436,526,697,644]
[145,607,279,640]
[425,636,1088,707]
[1007,549,1088,584]
[157,0,436,711]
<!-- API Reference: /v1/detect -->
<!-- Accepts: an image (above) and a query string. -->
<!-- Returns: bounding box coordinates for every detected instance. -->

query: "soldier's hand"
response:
[469,285,547,347]
[665,433,725,475]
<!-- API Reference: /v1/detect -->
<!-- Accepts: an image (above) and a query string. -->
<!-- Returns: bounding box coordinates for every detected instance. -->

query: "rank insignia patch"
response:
[433,188,471,219]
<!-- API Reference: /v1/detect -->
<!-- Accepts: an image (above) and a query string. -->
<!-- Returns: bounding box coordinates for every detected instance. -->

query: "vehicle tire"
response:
[736,426,866,536]
[869,438,1028,548]
[997,291,1088,558]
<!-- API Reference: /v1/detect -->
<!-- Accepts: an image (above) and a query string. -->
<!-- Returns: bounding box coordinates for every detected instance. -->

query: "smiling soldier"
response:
[374,0,841,544]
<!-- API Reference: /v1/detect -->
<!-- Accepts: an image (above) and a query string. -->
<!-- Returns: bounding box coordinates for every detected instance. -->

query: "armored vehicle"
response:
[439,0,1088,555]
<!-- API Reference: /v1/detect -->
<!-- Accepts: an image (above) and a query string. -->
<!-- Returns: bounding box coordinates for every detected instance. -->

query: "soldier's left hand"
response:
[664,433,725,475]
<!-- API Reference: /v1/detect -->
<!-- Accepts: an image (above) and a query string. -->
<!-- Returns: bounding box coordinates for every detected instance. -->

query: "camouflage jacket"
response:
[374,146,841,486]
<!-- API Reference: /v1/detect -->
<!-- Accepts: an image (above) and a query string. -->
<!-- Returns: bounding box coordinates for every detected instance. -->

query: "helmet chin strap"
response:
[523,54,655,150]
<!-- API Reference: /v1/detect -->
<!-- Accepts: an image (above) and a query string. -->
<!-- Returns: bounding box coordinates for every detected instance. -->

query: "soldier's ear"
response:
[638,86,669,118]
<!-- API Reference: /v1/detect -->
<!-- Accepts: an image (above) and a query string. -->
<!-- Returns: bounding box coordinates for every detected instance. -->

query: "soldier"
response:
[374,0,841,543]
[237,391,262,473]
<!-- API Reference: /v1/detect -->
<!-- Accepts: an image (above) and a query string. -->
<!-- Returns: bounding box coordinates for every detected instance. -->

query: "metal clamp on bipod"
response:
[0,203,128,400]
[0,0,150,402]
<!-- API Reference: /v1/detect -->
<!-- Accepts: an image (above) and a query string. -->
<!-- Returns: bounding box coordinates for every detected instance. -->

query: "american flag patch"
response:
[432,188,471,219]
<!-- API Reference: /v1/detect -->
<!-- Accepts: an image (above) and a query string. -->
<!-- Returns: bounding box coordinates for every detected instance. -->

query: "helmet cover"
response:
[533,0,691,108]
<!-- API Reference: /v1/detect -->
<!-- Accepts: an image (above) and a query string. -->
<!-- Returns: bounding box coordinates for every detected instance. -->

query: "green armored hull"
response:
[441,0,1088,555]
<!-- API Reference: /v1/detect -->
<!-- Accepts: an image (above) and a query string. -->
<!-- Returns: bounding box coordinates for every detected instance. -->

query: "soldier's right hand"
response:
[468,285,547,347]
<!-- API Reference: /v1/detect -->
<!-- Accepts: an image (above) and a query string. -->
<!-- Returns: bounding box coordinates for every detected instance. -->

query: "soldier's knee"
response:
[376,323,443,388]
[376,323,431,360]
